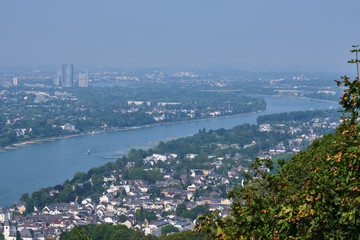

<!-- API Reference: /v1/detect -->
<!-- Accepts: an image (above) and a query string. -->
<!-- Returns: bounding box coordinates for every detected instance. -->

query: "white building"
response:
[78,70,89,87]
[12,77,18,86]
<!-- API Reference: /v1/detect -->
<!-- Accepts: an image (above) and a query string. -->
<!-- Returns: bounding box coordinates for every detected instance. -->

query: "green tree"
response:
[71,172,88,184]
[161,225,179,235]
[16,230,22,240]
[135,207,157,223]
[144,209,158,223]
[180,210,197,220]
[195,46,360,239]
[60,224,141,240]
[175,203,187,216]
[70,226,92,240]
[136,206,145,222]
[19,193,29,202]
[118,214,127,223]
[160,231,207,240]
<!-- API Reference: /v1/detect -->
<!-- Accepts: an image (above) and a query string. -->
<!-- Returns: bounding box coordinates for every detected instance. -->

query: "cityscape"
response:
[0,66,341,239]
[1,0,360,239]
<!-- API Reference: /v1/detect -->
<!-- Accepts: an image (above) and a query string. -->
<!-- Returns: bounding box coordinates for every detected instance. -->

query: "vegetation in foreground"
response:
[195,46,360,239]
[59,224,207,240]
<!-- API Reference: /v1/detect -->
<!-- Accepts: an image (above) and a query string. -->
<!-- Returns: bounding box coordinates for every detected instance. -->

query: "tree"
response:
[19,193,29,202]
[195,46,360,239]
[144,209,158,223]
[60,224,141,240]
[180,210,197,220]
[148,186,160,200]
[194,190,199,201]
[118,214,127,223]
[16,230,22,240]
[161,225,179,235]
[175,203,187,216]
[135,207,157,223]
[136,206,145,222]
[70,226,92,240]
[71,172,87,184]
[121,189,127,197]
[159,231,207,240]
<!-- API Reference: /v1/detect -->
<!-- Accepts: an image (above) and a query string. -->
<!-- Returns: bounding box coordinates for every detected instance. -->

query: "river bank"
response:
[254,93,339,104]
[0,94,339,153]
[0,110,263,153]
[273,95,338,104]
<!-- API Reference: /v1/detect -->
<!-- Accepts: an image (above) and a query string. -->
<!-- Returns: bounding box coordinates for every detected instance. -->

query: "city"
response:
[0,97,341,238]
[1,0,359,239]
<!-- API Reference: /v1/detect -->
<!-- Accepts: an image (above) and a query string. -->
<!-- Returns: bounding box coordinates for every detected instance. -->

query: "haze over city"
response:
[1,0,359,69]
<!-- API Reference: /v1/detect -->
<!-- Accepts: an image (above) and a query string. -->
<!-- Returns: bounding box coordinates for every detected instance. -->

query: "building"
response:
[34,93,48,103]
[0,208,12,223]
[60,123,76,131]
[12,77,18,86]
[54,70,61,86]
[3,221,42,240]
[54,76,60,86]
[62,64,74,88]
[78,70,88,87]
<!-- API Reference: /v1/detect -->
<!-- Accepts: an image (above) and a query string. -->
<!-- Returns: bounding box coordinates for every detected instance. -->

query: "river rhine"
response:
[0,97,338,206]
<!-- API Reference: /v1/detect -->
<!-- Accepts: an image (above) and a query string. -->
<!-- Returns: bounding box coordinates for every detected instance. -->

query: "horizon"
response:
[0,63,355,74]
[1,0,359,69]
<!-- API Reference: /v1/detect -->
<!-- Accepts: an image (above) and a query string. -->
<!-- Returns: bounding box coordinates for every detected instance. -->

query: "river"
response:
[0,96,339,206]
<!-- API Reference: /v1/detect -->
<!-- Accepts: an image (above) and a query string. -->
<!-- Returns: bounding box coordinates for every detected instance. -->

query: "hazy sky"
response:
[0,0,359,68]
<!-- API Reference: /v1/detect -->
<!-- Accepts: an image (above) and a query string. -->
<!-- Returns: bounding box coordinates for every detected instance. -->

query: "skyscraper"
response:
[54,76,60,86]
[62,64,74,87]
[54,70,61,86]
[78,70,89,87]
[12,77,18,86]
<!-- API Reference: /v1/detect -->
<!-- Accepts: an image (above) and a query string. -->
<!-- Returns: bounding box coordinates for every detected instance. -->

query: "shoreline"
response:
[255,94,339,104]
[0,110,263,152]
[0,95,338,152]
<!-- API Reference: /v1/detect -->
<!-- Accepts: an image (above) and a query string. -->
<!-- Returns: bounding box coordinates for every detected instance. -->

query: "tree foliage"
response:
[60,224,141,240]
[136,207,158,223]
[161,225,179,235]
[195,46,360,239]
[60,225,206,240]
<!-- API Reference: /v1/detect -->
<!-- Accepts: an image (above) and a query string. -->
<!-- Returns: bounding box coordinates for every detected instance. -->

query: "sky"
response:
[0,0,359,69]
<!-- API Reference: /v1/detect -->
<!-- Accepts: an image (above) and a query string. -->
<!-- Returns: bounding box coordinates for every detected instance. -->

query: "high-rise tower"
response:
[54,70,61,86]
[62,64,74,87]
[12,77,18,86]
[78,70,89,87]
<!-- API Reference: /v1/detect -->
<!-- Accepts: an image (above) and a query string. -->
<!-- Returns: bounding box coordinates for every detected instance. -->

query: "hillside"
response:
[195,46,360,239]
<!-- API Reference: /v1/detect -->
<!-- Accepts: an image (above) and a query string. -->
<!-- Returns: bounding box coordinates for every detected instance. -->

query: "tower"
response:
[4,220,10,238]
[54,70,61,86]
[12,77,18,86]
[78,70,89,87]
[62,64,74,87]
